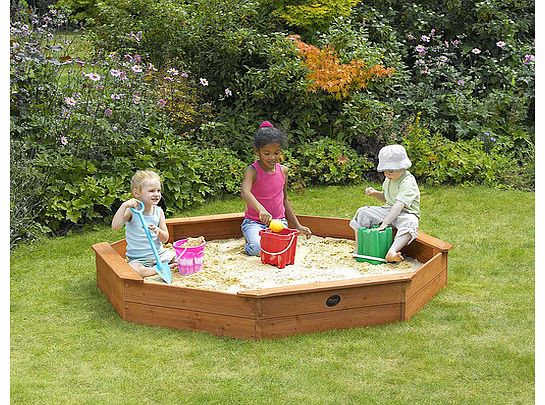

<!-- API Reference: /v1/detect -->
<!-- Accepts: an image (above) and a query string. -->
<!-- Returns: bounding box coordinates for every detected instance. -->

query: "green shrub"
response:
[285,138,372,188]
[401,116,515,187]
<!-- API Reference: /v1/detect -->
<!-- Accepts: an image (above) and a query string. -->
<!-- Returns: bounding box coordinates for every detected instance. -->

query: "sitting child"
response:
[111,170,177,276]
[350,145,420,262]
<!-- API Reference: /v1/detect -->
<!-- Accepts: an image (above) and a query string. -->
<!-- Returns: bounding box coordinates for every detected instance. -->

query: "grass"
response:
[11,185,534,404]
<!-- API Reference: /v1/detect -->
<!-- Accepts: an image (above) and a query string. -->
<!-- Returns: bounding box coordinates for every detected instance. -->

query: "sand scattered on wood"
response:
[145,236,422,292]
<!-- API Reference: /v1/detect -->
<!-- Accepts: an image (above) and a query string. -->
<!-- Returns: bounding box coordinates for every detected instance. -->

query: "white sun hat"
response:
[377,144,412,172]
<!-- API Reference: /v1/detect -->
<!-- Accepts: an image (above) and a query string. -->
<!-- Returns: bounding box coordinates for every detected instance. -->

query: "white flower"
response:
[199,78,209,86]
[471,48,481,54]
[84,72,101,81]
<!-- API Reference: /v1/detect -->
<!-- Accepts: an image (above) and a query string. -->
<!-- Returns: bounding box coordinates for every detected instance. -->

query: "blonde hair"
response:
[131,170,162,192]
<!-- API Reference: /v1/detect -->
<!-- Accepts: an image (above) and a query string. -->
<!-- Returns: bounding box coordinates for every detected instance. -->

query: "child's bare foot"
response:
[168,261,178,270]
[129,262,157,277]
[385,251,404,263]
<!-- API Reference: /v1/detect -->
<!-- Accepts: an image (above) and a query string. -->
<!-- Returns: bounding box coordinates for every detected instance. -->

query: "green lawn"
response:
[10,185,534,404]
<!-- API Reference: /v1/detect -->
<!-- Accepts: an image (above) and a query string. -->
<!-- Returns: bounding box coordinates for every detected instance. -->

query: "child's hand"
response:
[124,198,140,208]
[148,224,160,235]
[259,210,273,225]
[377,222,388,231]
[297,225,312,239]
[365,187,378,196]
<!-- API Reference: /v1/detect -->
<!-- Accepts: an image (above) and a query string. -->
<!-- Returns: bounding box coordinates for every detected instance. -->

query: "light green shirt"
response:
[382,171,420,218]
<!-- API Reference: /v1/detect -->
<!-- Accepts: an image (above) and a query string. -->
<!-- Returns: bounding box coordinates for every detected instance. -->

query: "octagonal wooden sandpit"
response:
[92,213,452,339]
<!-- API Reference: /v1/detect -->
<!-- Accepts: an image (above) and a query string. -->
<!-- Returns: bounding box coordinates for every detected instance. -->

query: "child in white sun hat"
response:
[350,144,420,262]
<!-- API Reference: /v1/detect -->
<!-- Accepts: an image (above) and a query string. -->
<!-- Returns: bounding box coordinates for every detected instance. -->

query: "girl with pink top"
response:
[240,121,312,255]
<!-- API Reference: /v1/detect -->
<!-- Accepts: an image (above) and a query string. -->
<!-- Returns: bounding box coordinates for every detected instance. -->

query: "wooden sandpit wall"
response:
[92,213,452,339]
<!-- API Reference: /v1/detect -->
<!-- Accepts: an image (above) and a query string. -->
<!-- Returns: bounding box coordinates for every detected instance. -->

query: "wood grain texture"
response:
[255,282,407,319]
[256,303,401,338]
[403,269,448,320]
[124,302,256,339]
[166,213,244,242]
[125,282,256,318]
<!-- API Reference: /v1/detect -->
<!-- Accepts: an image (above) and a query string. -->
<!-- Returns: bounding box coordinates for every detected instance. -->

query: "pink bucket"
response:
[173,239,206,275]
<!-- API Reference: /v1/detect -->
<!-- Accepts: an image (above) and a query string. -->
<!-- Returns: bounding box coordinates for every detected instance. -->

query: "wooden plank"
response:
[238,273,413,298]
[416,232,453,252]
[294,215,354,239]
[403,269,447,320]
[125,301,256,339]
[110,239,127,256]
[401,241,434,263]
[125,282,256,319]
[95,253,125,317]
[256,303,401,339]
[256,282,407,319]
[406,252,447,299]
[92,242,142,282]
[167,214,243,243]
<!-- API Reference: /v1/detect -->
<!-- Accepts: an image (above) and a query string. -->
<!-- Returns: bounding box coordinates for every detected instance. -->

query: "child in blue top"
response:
[112,170,176,276]
[240,121,312,256]
[350,145,420,262]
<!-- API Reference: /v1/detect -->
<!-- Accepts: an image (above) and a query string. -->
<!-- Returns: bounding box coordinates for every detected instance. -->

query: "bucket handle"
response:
[352,253,387,263]
[175,247,187,261]
[260,233,297,256]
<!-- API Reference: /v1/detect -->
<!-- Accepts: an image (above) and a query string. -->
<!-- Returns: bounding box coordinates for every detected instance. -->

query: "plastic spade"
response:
[130,201,172,284]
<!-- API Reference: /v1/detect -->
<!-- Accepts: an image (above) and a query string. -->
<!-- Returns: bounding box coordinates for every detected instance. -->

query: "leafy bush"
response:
[401,115,518,187]
[285,138,373,188]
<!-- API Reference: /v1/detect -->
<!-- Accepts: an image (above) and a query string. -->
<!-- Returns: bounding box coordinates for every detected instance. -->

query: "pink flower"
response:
[523,54,535,64]
[167,68,179,75]
[131,65,143,73]
[157,99,167,107]
[457,79,465,86]
[181,71,189,78]
[199,78,209,86]
[60,136,68,145]
[110,69,122,77]
[471,48,481,54]
[421,35,430,42]
[104,108,113,117]
[496,41,506,48]
[111,93,122,100]
[415,45,426,55]
[224,88,232,97]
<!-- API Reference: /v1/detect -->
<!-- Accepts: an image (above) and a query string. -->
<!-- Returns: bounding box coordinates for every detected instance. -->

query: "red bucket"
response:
[259,228,299,269]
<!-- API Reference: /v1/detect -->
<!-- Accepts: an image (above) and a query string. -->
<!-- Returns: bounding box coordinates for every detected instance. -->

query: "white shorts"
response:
[127,247,177,267]
[349,205,419,244]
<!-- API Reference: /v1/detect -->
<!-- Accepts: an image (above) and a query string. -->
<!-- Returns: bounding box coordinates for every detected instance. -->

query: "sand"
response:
[144,236,422,293]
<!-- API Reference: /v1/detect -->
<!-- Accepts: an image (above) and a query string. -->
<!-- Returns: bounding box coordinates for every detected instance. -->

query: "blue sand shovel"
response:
[130,201,172,284]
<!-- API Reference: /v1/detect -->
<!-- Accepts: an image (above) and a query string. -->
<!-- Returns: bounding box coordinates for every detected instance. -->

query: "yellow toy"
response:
[269,219,285,233]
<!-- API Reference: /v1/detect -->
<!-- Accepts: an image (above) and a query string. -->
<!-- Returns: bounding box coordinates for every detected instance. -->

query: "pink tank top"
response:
[244,161,286,221]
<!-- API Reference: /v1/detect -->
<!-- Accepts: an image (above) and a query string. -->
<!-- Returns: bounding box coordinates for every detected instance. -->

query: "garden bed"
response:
[92,213,452,339]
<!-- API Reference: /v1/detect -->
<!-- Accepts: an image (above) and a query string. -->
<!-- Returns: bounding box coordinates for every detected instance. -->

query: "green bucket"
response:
[355,226,393,265]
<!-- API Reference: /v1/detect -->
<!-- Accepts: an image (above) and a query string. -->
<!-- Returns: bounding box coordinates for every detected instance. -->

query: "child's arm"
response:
[241,165,273,224]
[282,166,312,238]
[377,201,405,231]
[365,186,386,203]
[148,209,169,243]
[111,198,139,229]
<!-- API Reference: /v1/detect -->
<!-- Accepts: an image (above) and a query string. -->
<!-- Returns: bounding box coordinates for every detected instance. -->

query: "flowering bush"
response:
[10,8,243,245]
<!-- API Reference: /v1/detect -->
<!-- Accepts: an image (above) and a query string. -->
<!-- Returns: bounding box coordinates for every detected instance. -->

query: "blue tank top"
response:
[125,205,167,261]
